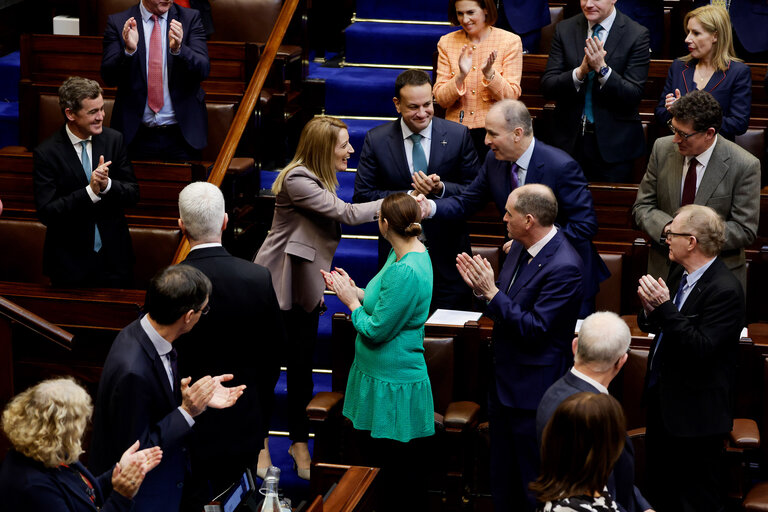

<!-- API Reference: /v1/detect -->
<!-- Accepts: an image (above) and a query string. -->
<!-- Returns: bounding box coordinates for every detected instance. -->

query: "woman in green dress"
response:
[322,192,434,507]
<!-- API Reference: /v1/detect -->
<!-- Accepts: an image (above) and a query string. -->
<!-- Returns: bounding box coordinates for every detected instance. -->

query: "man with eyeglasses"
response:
[637,204,744,512]
[633,89,759,291]
[90,264,246,512]
[536,311,652,512]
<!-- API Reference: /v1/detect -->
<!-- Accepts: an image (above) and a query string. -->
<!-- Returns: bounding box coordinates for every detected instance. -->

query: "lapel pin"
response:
[441,140,447,146]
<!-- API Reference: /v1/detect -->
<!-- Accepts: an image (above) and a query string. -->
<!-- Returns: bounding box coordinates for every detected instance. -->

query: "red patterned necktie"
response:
[147,14,164,113]
[176,0,191,6]
[681,157,697,206]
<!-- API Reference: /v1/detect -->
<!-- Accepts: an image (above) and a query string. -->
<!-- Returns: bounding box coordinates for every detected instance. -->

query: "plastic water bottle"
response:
[259,466,281,512]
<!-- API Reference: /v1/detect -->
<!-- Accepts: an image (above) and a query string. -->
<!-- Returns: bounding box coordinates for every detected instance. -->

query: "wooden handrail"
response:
[173,0,301,264]
[0,295,73,350]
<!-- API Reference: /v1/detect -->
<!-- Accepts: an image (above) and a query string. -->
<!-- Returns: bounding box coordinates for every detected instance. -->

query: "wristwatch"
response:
[598,65,610,78]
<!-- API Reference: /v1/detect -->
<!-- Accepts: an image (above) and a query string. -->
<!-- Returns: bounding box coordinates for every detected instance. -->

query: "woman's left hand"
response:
[113,441,163,498]
[323,267,361,311]
[482,50,497,80]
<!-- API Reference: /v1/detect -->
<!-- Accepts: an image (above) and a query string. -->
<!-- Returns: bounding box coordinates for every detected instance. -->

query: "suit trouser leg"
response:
[646,394,727,512]
[283,305,319,442]
[488,382,538,512]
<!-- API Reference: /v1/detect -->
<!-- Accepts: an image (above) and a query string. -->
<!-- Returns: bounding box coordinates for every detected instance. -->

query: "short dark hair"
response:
[447,0,498,27]
[531,392,626,502]
[58,76,103,116]
[669,89,723,134]
[513,184,558,227]
[381,192,422,237]
[144,265,211,325]
[395,69,432,99]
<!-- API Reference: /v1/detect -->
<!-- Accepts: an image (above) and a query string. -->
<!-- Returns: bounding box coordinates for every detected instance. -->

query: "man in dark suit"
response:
[33,76,138,288]
[456,184,584,511]
[354,69,479,311]
[633,90,760,291]
[176,182,285,507]
[102,0,210,160]
[536,311,653,512]
[421,99,607,317]
[638,204,744,512]
[541,0,650,182]
[90,264,245,512]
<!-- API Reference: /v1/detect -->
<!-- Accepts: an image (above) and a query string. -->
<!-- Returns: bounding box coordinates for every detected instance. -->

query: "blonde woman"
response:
[0,378,162,511]
[656,5,751,139]
[254,116,382,479]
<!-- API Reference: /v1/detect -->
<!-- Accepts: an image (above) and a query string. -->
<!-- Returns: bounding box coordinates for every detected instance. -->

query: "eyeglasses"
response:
[196,303,210,315]
[667,120,702,140]
[659,231,696,244]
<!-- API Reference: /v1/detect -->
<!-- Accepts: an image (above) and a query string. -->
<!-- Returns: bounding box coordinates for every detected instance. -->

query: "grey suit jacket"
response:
[254,166,382,312]
[632,135,760,288]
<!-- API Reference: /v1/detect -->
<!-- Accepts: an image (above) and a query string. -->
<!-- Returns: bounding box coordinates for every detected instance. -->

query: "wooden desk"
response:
[308,464,378,512]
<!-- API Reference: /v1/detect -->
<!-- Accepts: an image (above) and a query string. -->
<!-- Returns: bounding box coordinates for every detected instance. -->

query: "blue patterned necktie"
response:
[80,141,102,252]
[584,24,604,124]
[410,133,428,174]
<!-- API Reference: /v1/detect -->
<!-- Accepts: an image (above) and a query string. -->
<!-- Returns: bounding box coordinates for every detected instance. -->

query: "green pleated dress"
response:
[343,249,435,443]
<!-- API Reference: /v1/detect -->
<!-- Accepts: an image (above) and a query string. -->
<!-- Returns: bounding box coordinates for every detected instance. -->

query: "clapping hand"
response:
[321,267,361,311]
[112,441,163,499]
[665,89,682,111]
[456,252,498,301]
[122,17,139,53]
[411,171,443,196]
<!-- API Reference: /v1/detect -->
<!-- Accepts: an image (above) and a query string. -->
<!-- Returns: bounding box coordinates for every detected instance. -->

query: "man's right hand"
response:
[89,156,110,195]
[123,17,139,53]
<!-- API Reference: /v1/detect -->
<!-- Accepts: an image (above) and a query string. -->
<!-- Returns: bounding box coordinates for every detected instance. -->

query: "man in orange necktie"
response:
[102,0,210,161]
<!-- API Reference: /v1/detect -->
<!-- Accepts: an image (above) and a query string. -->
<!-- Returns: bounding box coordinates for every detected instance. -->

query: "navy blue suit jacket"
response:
[536,372,652,512]
[0,450,131,512]
[485,230,583,410]
[655,59,752,140]
[433,140,608,304]
[33,126,139,285]
[616,0,664,55]
[90,318,192,512]
[102,4,210,150]
[541,9,650,163]
[354,117,479,304]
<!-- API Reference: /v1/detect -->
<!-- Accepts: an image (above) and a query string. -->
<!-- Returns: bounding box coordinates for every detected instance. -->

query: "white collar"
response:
[526,225,558,259]
[400,118,433,141]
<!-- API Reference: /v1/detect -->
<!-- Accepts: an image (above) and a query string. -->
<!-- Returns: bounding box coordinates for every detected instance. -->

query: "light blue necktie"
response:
[584,24,604,124]
[81,140,102,252]
[409,133,428,174]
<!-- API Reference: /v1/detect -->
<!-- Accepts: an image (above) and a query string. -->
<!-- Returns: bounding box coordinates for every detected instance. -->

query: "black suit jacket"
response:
[102,3,210,150]
[0,450,131,512]
[179,246,285,467]
[536,372,652,512]
[639,258,744,437]
[90,318,192,512]
[353,117,479,306]
[33,126,138,285]
[541,9,650,163]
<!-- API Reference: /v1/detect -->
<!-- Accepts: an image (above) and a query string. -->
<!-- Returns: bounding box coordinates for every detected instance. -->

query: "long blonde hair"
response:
[680,5,741,71]
[271,116,346,195]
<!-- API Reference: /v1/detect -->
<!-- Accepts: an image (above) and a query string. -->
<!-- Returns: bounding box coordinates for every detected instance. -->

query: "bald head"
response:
[510,183,558,228]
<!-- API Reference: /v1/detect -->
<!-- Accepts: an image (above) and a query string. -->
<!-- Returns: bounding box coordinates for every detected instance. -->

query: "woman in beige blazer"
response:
[253,116,382,479]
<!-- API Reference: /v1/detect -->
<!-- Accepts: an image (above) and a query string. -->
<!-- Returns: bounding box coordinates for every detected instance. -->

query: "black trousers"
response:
[348,428,432,511]
[645,390,727,512]
[128,124,200,162]
[282,305,320,442]
[575,131,634,183]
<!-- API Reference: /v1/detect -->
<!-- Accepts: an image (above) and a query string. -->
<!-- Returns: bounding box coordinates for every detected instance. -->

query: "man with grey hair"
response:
[638,204,744,512]
[536,311,653,512]
[457,183,584,511]
[33,76,138,287]
[419,99,607,317]
[176,182,286,509]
